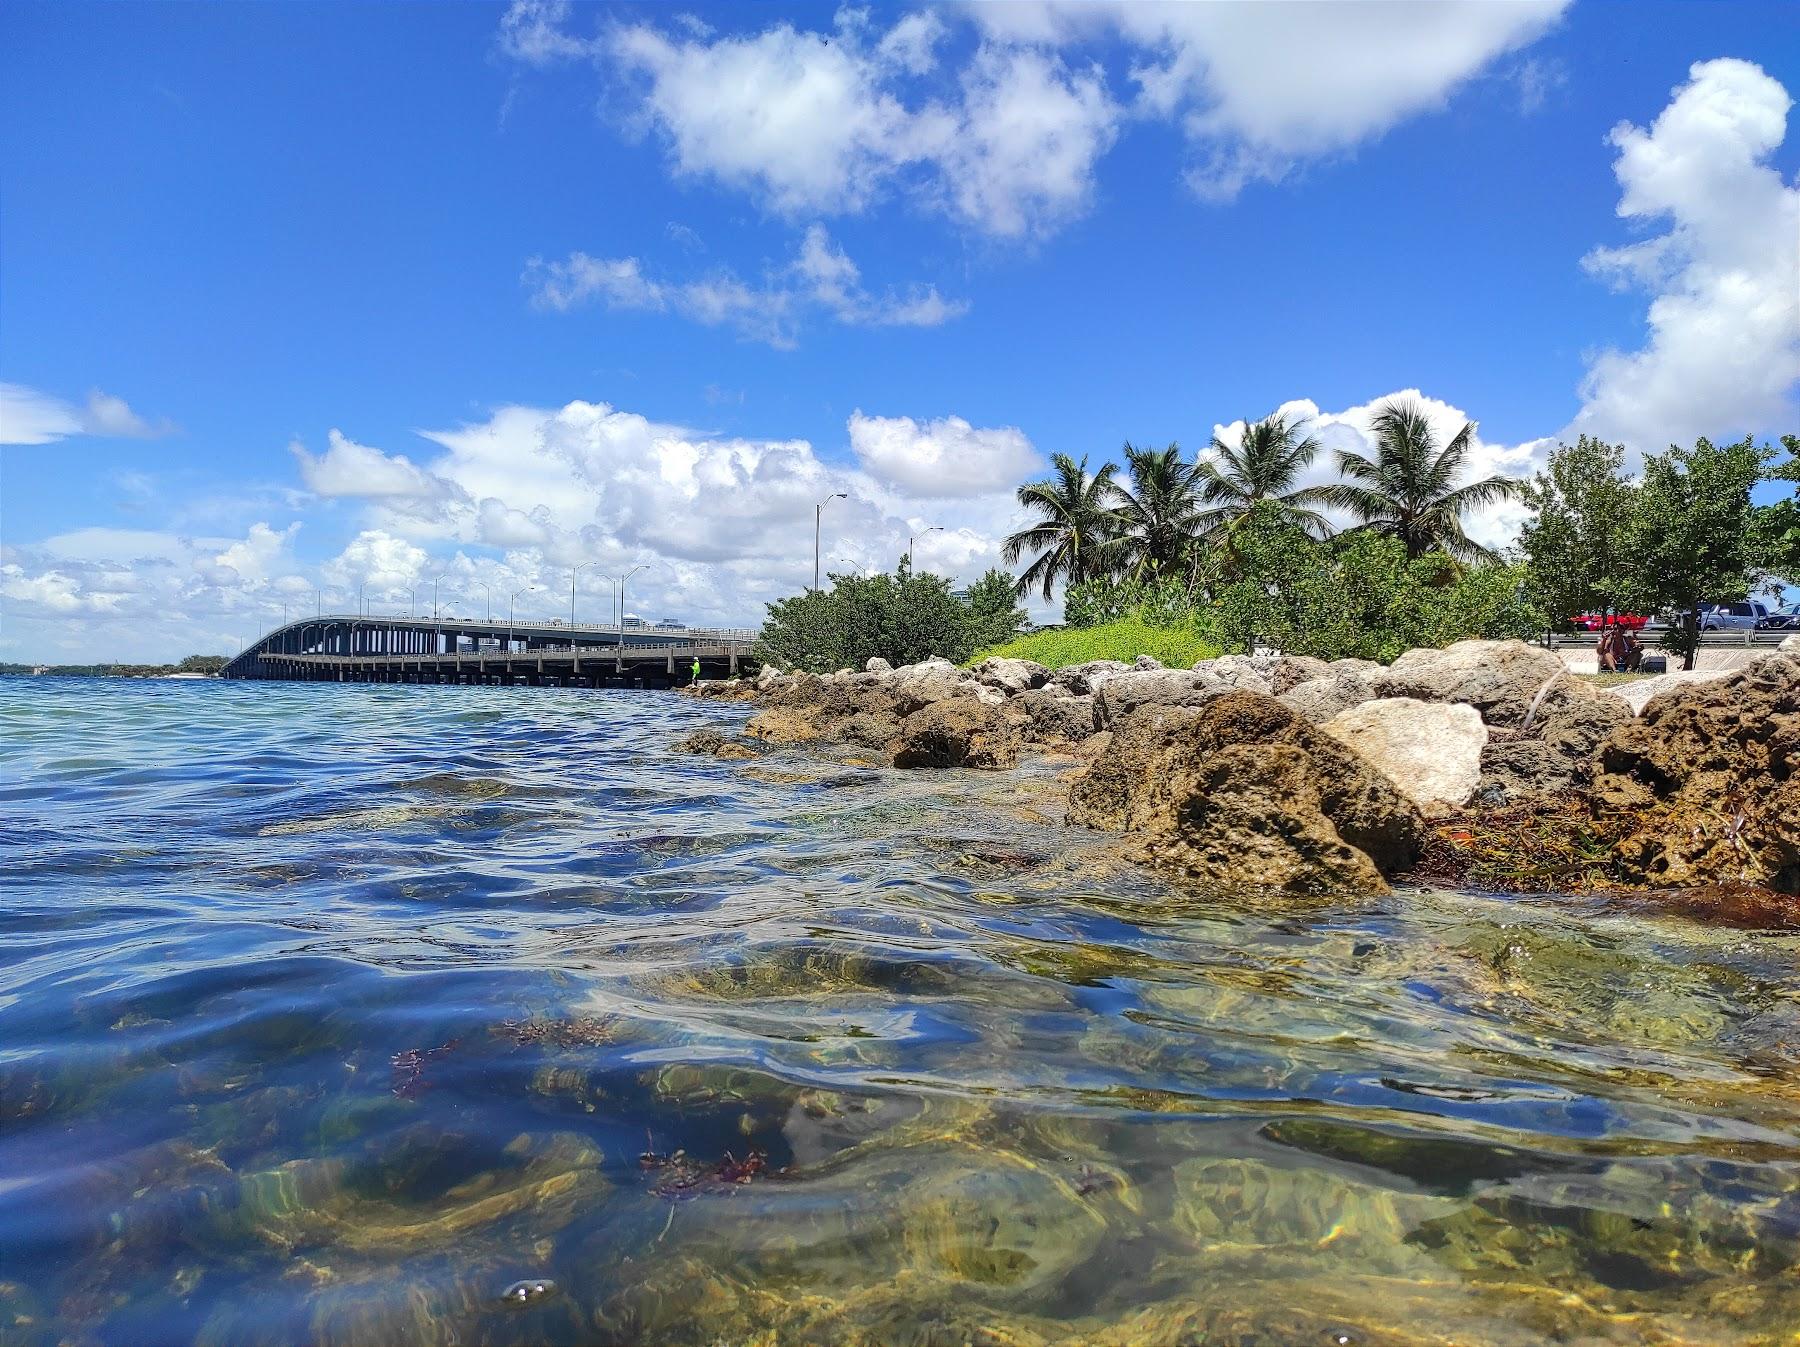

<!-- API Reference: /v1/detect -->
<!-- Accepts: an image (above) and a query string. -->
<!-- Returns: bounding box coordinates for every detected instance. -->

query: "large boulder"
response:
[888,658,976,714]
[1048,660,1132,696]
[970,656,1050,694]
[744,707,826,744]
[1784,634,1800,657]
[889,699,1020,770]
[1589,655,1800,893]
[865,656,893,674]
[1320,698,1487,815]
[1279,661,1383,724]
[1612,668,1732,716]
[1474,679,1632,805]
[1093,667,1227,727]
[1013,689,1098,746]
[838,710,903,749]
[1068,691,1425,894]
[1371,639,1567,727]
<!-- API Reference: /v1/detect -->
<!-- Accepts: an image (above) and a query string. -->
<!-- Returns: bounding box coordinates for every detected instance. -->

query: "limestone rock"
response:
[838,710,903,749]
[1132,654,1164,669]
[1279,669,1379,724]
[1372,639,1567,727]
[672,727,760,759]
[1321,698,1487,813]
[970,656,1049,694]
[1612,668,1732,716]
[1048,659,1132,696]
[1013,689,1097,746]
[1784,634,1800,657]
[1198,654,1274,696]
[1590,654,1800,892]
[1068,690,1425,893]
[889,658,974,714]
[744,707,825,744]
[1093,667,1226,727]
[889,698,1019,770]
[865,656,893,674]
[1474,679,1632,805]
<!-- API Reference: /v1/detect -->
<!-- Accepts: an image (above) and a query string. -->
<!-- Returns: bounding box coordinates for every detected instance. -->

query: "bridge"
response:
[221,614,758,687]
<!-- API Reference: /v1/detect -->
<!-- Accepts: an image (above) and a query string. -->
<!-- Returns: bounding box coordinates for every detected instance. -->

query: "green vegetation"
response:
[756,562,1025,672]
[974,616,1221,671]
[1,653,227,678]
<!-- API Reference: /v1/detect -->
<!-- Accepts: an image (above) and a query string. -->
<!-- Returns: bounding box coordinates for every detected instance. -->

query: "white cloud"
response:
[292,429,448,499]
[1568,58,1799,455]
[849,410,1042,498]
[0,382,176,445]
[504,1,1561,231]
[210,522,301,584]
[524,224,967,347]
[973,1,1567,198]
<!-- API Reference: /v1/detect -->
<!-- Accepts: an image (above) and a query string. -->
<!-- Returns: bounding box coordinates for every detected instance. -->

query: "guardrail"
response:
[1546,629,1788,649]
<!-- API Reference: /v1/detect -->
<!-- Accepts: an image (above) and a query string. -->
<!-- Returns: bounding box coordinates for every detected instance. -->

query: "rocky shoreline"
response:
[682,635,1800,911]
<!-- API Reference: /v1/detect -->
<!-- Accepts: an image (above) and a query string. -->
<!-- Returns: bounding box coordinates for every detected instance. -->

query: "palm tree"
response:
[1321,399,1523,561]
[1002,453,1123,600]
[1194,412,1334,541]
[1108,441,1204,578]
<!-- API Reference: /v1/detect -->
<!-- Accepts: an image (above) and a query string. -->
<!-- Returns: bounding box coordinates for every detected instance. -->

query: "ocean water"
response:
[3,676,1800,1346]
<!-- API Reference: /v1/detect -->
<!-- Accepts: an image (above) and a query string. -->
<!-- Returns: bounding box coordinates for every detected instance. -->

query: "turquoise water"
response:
[4,676,1800,1346]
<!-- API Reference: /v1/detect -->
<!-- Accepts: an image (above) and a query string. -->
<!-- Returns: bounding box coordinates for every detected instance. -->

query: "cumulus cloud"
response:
[292,429,448,499]
[1568,58,1799,456]
[0,382,176,445]
[501,1,1561,231]
[849,410,1041,498]
[524,225,967,347]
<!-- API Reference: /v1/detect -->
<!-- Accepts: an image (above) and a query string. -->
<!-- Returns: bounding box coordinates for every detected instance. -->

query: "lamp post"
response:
[571,560,600,628]
[908,525,942,566]
[814,492,846,591]
[404,586,417,619]
[431,574,448,620]
[473,581,493,623]
[357,581,366,617]
[509,586,537,653]
[617,563,648,661]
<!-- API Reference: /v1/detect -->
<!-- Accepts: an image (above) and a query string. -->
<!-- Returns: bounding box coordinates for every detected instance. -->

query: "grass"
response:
[972,616,1222,671]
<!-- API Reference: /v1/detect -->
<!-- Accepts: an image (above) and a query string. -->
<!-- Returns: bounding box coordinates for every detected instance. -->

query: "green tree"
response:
[1107,441,1203,578]
[1002,453,1123,599]
[1194,412,1333,543]
[1322,399,1523,561]
[176,654,228,674]
[1515,436,1640,630]
[961,568,1028,650]
[1626,435,1773,669]
[1751,433,1800,587]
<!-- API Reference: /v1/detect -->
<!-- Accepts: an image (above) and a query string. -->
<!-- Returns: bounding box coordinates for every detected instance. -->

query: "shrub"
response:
[972,616,1222,670]
[756,563,1026,673]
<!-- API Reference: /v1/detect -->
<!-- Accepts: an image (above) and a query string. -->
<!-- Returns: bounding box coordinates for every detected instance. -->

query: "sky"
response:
[1,0,1797,663]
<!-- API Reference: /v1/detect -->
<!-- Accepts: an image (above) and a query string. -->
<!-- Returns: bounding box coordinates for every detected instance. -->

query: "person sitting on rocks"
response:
[1619,626,1642,672]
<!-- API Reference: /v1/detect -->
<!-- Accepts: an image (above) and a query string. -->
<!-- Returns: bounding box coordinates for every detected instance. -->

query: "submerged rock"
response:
[1321,697,1487,815]
[1590,654,1800,893]
[672,727,759,759]
[1068,691,1425,894]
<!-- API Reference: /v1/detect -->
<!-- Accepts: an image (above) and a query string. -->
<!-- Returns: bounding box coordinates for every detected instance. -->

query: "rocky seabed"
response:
[685,634,1800,908]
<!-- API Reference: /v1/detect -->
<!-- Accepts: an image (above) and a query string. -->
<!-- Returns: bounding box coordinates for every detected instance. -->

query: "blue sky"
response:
[2,1,1796,661]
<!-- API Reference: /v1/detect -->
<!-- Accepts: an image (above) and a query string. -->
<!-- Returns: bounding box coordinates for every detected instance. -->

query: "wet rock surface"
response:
[1067,691,1425,894]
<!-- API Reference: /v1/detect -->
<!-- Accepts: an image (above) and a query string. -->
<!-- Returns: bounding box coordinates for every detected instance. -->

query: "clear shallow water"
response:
[3,677,1800,1346]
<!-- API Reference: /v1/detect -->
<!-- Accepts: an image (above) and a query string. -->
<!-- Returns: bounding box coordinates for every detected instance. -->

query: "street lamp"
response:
[571,560,601,627]
[909,525,943,566]
[430,574,448,620]
[404,586,417,619]
[814,491,847,592]
[472,580,493,623]
[357,581,366,617]
[509,585,537,652]
[617,563,649,660]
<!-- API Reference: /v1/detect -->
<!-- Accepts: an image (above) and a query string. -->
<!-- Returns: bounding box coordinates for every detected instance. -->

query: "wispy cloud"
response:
[0,382,178,445]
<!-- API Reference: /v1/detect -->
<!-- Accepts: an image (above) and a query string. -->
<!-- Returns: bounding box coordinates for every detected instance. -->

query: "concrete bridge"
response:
[221,614,757,687]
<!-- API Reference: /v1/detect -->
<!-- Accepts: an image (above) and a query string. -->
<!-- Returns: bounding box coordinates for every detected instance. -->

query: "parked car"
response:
[1699,601,1769,631]
[1570,612,1649,632]
[1758,603,1800,630]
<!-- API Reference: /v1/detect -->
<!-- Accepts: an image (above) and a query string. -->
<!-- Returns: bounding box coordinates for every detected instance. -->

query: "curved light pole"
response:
[908,525,943,567]
[403,586,417,619]
[617,562,653,661]
[571,560,600,627]
[509,585,537,653]
[814,492,846,592]
[472,580,493,623]
[430,574,449,620]
[357,581,367,617]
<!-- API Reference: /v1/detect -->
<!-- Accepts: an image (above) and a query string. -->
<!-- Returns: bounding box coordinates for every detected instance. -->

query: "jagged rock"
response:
[1278,662,1382,723]
[970,656,1050,694]
[1590,654,1800,893]
[1132,654,1164,669]
[1093,667,1226,727]
[1474,679,1632,804]
[672,727,760,759]
[1371,639,1567,727]
[744,707,825,744]
[1013,689,1097,746]
[889,698,1019,770]
[1784,634,1800,657]
[756,664,782,685]
[1048,660,1132,696]
[1612,668,1732,715]
[889,658,975,714]
[1198,654,1274,696]
[838,710,903,749]
[865,657,893,674]
[1068,691,1425,894]
[1320,698,1487,814]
